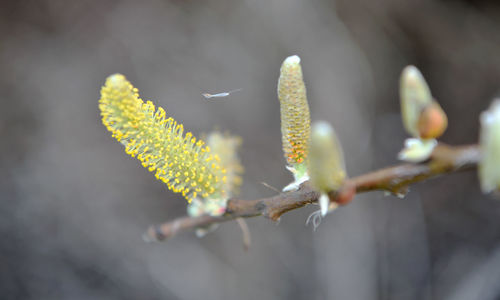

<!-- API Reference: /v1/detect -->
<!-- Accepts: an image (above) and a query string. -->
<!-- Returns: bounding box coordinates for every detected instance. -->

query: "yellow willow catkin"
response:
[99,74,226,202]
[278,55,311,166]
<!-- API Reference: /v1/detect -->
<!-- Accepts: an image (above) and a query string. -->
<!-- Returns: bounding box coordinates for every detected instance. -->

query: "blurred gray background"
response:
[2,0,500,299]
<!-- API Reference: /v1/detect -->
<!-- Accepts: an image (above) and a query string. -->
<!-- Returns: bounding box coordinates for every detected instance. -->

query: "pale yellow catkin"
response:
[277,55,311,166]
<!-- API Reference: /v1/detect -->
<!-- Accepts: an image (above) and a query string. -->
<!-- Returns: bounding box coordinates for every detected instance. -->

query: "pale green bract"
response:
[399,65,441,163]
[400,66,432,138]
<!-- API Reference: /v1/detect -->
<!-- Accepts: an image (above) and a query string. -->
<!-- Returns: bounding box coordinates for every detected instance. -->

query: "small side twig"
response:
[236,218,251,251]
[144,144,480,242]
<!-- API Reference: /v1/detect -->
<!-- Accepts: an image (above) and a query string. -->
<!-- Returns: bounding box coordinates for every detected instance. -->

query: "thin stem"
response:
[143,143,480,242]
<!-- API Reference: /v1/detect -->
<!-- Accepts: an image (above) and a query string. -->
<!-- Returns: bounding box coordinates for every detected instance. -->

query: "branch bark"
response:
[143,143,480,242]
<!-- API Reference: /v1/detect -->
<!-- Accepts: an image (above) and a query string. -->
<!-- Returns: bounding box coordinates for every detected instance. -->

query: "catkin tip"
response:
[284,55,301,64]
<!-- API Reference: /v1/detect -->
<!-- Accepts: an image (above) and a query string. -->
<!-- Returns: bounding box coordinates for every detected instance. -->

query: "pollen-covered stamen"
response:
[99,74,227,202]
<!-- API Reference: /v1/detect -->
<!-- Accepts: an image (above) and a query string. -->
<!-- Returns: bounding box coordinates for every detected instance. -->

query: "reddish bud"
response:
[334,181,356,206]
[417,102,448,139]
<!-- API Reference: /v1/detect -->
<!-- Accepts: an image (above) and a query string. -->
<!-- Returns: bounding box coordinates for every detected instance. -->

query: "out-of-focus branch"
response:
[144,144,480,242]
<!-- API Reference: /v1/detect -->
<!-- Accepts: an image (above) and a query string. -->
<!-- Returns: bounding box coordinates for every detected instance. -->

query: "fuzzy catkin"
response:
[308,121,346,193]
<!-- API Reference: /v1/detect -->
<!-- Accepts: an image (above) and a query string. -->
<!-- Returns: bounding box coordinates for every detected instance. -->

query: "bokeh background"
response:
[2,0,500,299]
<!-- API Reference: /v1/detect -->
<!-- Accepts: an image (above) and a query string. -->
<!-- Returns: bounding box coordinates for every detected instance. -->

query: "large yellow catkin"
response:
[278,55,311,166]
[99,74,227,202]
[308,121,346,193]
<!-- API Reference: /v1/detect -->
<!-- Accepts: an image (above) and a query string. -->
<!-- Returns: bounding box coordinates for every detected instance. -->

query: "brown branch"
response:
[143,143,480,242]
